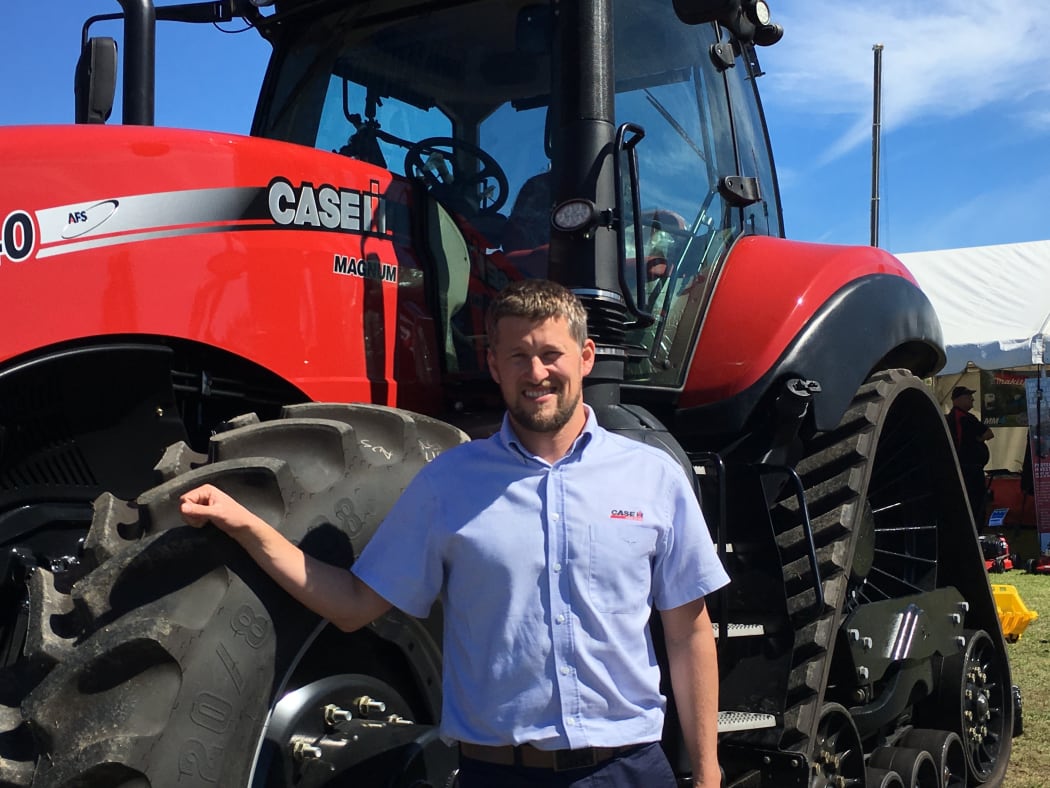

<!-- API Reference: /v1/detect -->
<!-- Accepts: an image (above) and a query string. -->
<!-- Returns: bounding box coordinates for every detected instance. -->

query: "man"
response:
[180,279,729,788]
[946,385,994,527]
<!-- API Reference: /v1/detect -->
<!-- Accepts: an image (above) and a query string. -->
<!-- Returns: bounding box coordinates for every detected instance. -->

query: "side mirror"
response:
[75,37,118,124]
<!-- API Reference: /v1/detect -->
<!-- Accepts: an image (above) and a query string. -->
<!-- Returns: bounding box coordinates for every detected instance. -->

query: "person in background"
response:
[180,278,729,788]
[946,385,994,527]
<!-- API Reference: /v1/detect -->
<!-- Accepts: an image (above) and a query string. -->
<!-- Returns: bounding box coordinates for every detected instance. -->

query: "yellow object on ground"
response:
[992,584,1039,643]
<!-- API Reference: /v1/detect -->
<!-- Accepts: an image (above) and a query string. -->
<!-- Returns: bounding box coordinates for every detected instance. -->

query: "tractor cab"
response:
[250,0,782,388]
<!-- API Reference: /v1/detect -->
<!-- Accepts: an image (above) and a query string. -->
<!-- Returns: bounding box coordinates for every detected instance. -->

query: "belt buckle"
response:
[553,747,598,771]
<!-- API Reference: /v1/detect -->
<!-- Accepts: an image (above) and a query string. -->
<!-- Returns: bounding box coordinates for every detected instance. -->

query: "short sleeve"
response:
[351,468,446,618]
[651,466,729,610]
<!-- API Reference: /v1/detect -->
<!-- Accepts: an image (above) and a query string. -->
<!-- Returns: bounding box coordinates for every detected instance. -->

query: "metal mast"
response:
[870,43,883,247]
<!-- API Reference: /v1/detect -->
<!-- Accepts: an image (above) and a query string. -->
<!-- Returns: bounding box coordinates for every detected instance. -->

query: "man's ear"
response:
[581,338,596,376]
[487,347,501,383]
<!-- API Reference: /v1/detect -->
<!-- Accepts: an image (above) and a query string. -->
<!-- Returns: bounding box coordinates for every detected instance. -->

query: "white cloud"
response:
[1017,100,1050,132]
[760,1,1050,162]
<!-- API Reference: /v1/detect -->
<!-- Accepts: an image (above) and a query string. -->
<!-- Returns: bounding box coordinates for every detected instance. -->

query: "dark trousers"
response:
[456,742,676,788]
[961,465,987,528]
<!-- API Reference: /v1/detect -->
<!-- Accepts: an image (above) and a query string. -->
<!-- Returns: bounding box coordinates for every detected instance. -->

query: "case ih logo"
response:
[0,210,35,264]
[268,177,386,235]
[610,510,643,521]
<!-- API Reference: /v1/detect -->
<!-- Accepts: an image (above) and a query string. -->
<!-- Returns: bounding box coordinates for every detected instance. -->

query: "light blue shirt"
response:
[352,407,730,749]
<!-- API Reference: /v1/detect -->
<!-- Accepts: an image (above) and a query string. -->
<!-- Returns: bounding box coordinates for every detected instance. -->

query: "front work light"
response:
[551,199,599,234]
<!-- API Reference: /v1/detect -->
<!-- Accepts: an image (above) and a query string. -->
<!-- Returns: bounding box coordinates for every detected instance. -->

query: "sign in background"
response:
[1024,377,1050,552]
[981,369,1035,427]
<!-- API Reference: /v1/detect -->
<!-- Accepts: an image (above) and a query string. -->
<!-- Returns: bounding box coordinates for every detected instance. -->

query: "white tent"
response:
[897,240,1050,374]
[895,240,1050,473]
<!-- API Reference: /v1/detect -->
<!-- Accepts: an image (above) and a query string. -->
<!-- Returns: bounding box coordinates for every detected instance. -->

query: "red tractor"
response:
[0,1,1017,786]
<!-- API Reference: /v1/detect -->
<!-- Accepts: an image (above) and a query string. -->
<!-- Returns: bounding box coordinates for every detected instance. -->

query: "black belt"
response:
[459,742,638,771]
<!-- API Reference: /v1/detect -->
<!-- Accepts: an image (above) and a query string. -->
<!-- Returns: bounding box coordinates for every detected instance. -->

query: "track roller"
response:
[901,728,966,788]
[868,746,939,788]
[865,768,905,788]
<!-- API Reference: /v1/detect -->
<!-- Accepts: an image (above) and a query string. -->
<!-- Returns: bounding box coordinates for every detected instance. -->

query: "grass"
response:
[993,539,1050,788]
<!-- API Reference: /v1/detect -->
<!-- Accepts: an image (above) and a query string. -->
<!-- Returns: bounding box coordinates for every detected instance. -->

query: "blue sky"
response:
[3,1,1048,255]
[760,2,1050,254]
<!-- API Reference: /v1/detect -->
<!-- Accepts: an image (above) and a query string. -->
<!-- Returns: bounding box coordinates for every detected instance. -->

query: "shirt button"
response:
[556,614,565,624]
[553,562,563,572]
[560,666,571,676]
[566,718,575,726]
[551,513,560,521]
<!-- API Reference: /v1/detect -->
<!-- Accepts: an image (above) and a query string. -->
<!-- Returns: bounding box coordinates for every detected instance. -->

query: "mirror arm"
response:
[614,122,653,328]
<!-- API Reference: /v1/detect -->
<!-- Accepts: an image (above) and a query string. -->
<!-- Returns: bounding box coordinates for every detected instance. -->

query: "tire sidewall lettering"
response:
[189,691,234,734]
[175,598,275,784]
[231,603,270,648]
[177,738,223,783]
[335,497,365,537]
[418,438,442,462]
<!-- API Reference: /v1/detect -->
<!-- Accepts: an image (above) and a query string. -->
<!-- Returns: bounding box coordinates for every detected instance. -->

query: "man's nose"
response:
[526,356,549,381]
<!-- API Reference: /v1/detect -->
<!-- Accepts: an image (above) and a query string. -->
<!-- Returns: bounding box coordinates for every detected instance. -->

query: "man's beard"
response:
[508,389,580,434]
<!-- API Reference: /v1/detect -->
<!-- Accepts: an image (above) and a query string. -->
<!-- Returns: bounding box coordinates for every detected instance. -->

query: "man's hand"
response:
[180,484,261,534]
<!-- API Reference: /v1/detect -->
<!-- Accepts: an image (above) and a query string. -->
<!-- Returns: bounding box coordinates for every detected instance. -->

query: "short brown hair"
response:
[486,279,588,347]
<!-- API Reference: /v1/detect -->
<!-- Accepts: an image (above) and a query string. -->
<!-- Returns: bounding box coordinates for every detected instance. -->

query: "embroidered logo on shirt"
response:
[610,509,643,521]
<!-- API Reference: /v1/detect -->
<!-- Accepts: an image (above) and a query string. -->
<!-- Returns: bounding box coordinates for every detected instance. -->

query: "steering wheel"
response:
[404,137,509,215]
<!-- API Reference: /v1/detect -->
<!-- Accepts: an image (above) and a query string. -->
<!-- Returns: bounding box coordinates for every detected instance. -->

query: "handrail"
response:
[754,463,826,614]
[692,451,729,650]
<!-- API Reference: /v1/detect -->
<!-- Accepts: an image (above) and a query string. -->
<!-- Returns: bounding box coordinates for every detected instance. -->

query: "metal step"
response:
[717,711,777,733]
[712,622,765,639]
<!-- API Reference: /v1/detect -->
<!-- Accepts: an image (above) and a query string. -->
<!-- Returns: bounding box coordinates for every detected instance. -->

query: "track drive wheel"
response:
[937,629,1010,784]
[0,403,468,787]
[808,703,864,788]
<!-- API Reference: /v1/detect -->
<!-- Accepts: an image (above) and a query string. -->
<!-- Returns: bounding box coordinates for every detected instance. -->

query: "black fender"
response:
[675,274,945,436]
[0,343,188,513]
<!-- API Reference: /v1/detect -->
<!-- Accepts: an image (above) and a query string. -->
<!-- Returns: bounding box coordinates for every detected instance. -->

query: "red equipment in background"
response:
[980,533,1017,573]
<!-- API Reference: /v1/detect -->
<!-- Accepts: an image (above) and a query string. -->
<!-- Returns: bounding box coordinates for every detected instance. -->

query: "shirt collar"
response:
[499,405,598,465]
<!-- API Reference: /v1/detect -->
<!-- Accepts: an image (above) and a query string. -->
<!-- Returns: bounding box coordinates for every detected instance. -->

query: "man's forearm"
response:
[181,484,391,631]
[662,600,722,788]
[230,518,383,630]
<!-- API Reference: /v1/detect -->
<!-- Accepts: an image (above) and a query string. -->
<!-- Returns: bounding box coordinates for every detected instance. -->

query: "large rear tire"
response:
[0,403,468,787]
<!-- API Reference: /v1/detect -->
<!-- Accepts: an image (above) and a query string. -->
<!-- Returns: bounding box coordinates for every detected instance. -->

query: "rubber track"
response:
[772,370,921,754]
[756,369,1013,786]
[1,404,468,787]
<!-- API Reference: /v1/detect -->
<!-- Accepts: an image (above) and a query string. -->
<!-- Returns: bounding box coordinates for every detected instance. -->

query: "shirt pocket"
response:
[587,521,658,614]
